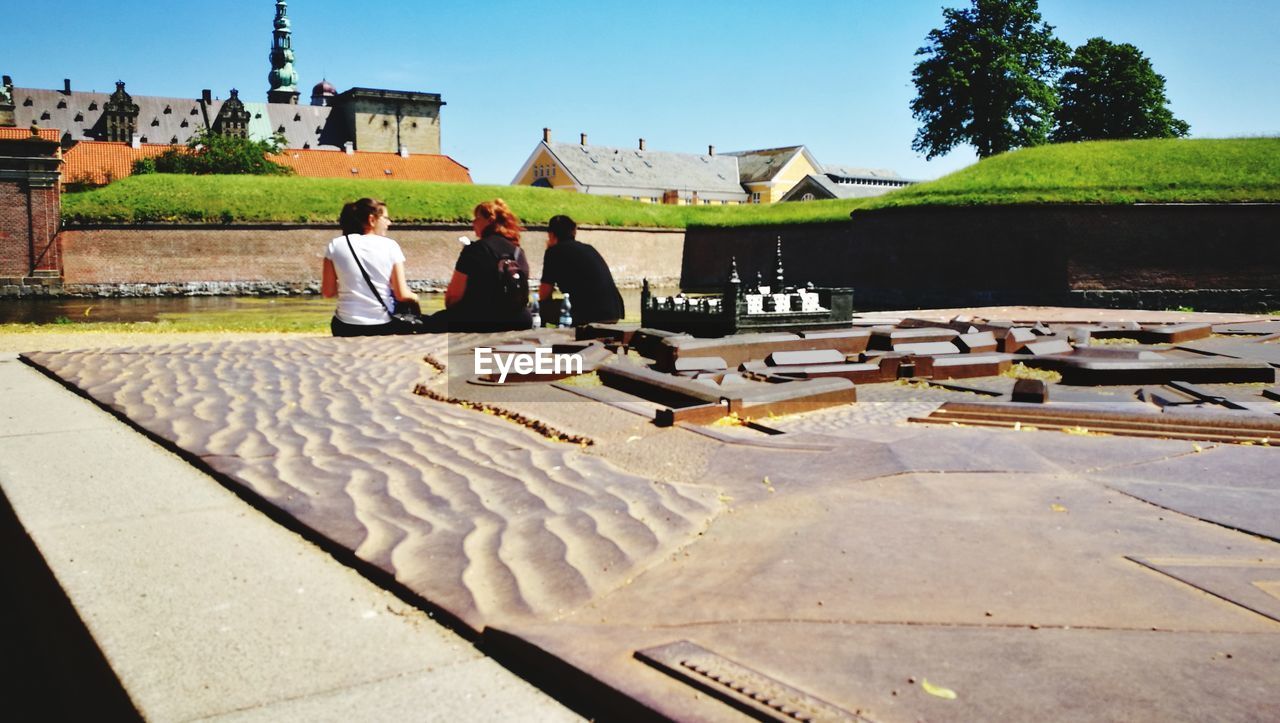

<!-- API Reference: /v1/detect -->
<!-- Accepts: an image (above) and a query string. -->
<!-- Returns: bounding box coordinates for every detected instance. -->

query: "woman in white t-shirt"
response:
[321,198,420,336]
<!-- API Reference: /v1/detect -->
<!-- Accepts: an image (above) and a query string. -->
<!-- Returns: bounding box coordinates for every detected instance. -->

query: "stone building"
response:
[2,0,449,167]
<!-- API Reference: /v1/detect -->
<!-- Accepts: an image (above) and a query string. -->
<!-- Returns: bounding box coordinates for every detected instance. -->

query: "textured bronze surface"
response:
[19,324,1280,722]
[635,640,871,722]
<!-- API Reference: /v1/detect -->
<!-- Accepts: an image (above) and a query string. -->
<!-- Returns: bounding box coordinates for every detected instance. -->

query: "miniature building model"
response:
[641,238,854,336]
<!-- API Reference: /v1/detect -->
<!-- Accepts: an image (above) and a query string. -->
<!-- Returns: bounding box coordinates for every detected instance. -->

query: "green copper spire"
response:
[268,0,300,103]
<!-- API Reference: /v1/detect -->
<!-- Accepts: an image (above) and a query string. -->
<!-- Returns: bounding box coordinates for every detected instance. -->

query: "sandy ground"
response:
[0,330,323,354]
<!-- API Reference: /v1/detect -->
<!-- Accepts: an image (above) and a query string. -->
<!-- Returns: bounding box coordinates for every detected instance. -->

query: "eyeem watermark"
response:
[473,347,584,383]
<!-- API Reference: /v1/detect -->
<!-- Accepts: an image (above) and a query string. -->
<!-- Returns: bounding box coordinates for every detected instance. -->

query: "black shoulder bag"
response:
[344,234,424,331]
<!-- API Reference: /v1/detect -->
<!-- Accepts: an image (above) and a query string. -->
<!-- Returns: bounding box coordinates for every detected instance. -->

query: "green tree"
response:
[134,130,293,176]
[1053,37,1190,142]
[911,0,1069,159]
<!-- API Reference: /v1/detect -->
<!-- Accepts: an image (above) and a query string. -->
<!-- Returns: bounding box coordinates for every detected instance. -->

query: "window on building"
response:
[751,192,761,204]
[801,193,815,202]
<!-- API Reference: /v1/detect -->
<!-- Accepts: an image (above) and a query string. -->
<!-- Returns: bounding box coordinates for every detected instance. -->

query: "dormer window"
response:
[40,111,50,120]
[74,112,84,122]
[23,97,33,106]
[293,112,301,121]
[190,107,198,115]
[89,101,97,111]
[56,99,67,109]
[163,105,172,114]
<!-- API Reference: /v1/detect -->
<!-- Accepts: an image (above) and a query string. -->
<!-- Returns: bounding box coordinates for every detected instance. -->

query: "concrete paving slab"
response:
[0,427,239,529]
[0,361,579,722]
[200,658,584,723]
[0,354,121,436]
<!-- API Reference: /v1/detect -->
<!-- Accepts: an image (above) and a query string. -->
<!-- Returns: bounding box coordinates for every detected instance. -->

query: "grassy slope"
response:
[862,137,1280,208]
[61,138,1280,228]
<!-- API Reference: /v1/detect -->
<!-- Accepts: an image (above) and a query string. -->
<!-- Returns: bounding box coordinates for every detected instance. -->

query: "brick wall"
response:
[59,225,684,289]
[0,181,28,278]
[0,182,60,280]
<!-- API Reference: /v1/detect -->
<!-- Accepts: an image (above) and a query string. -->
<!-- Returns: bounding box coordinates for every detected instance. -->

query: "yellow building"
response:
[723,146,823,203]
[512,130,748,204]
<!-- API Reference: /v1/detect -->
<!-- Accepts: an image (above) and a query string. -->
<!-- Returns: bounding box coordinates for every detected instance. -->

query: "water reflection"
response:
[0,288,674,325]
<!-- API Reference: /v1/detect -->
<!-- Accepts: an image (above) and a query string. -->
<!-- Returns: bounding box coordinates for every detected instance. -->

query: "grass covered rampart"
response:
[60,138,1280,228]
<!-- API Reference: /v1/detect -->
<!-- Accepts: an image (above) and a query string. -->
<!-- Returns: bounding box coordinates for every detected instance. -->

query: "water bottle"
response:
[529,292,541,329]
[558,293,573,328]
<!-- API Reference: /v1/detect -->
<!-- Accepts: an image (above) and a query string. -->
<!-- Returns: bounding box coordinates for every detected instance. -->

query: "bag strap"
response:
[345,234,393,315]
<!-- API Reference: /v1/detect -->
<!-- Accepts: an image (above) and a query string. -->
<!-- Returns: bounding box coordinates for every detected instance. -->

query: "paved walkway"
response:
[0,352,580,722]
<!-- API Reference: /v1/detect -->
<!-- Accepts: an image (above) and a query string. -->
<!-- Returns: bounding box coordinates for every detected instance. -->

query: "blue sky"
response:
[7,0,1278,184]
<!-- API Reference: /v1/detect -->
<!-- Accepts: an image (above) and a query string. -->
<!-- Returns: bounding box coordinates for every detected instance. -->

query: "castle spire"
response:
[267,0,300,104]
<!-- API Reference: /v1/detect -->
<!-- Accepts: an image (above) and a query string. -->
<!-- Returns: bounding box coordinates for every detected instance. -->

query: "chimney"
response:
[63,78,71,95]
[343,141,354,155]
[639,138,646,151]
[542,127,551,143]
[708,145,715,156]
[398,145,409,158]
[580,132,587,146]
[201,89,212,104]
[130,134,141,149]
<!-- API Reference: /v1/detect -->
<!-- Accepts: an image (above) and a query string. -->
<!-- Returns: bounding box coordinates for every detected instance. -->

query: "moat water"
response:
[0,288,670,325]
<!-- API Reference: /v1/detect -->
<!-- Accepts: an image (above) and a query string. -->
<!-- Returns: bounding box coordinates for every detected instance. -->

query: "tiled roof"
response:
[62,141,171,185]
[0,127,63,142]
[722,146,808,184]
[542,141,746,197]
[14,87,215,145]
[271,149,472,183]
[59,142,471,185]
[13,87,337,150]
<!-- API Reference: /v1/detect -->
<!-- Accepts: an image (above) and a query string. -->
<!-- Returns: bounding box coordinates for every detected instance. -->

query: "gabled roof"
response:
[62,141,171,185]
[270,149,471,182]
[14,87,217,145]
[780,173,912,202]
[13,87,338,150]
[722,145,820,183]
[538,141,745,195]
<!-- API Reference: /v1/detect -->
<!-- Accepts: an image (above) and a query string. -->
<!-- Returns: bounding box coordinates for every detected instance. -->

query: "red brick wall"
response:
[60,225,685,287]
[0,181,61,279]
[0,181,30,277]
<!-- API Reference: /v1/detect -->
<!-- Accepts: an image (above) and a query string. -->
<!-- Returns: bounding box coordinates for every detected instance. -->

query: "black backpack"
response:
[486,242,529,314]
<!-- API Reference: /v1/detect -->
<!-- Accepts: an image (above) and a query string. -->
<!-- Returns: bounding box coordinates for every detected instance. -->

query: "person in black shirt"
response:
[426,199,532,332]
[539,215,624,326]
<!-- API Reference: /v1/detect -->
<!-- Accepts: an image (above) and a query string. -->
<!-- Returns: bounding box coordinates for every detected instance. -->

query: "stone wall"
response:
[31,224,684,297]
[682,204,1280,311]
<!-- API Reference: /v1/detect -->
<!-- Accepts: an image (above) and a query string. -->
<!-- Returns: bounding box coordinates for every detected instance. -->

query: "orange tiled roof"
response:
[62,141,171,185]
[0,127,63,142]
[59,141,473,187]
[271,148,472,183]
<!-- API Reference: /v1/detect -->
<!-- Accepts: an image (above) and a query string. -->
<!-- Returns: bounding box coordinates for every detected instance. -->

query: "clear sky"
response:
[6,0,1278,184]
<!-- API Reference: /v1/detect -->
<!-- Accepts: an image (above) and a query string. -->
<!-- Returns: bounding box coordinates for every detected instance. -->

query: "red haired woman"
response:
[434,199,532,332]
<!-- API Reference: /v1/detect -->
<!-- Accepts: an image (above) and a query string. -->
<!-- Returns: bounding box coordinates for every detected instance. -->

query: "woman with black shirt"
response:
[435,198,532,332]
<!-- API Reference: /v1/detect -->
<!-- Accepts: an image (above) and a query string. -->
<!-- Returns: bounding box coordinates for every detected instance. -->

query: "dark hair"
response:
[474,198,522,245]
[338,197,387,235]
[548,214,577,242]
